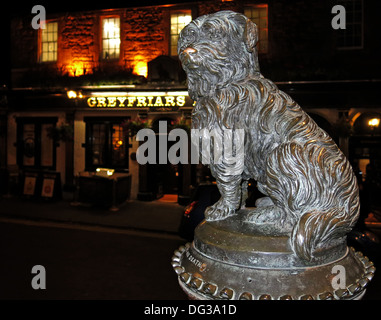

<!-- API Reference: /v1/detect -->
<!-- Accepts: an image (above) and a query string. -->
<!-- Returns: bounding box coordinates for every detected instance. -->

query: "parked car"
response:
[178,182,221,241]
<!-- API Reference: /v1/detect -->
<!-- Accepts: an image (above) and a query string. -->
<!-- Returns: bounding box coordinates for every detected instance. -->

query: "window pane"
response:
[42,31,48,42]
[259,18,267,28]
[336,0,363,49]
[259,8,267,18]
[252,10,259,18]
[171,45,178,57]
[40,21,58,62]
[86,121,129,169]
[91,124,106,166]
[111,124,126,167]
[102,17,120,59]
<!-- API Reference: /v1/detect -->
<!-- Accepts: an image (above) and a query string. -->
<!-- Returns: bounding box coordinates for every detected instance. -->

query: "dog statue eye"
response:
[207,28,222,40]
[182,28,197,44]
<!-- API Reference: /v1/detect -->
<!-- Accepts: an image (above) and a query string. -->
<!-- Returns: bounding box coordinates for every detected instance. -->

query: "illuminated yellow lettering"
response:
[128,97,136,107]
[147,97,154,106]
[176,96,186,107]
[108,97,117,107]
[137,97,147,107]
[154,96,164,107]
[165,96,175,106]
[87,97,97,107]
[97,97,107,107]
[117,97,127,107]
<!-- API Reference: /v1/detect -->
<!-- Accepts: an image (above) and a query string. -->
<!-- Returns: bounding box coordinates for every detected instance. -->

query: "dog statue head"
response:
[178,10,261,100]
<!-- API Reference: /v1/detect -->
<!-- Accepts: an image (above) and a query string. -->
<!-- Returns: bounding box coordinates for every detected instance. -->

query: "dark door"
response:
[16,117,57,170]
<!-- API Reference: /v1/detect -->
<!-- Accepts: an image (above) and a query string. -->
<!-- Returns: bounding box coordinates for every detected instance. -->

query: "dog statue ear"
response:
[244,19,258,53]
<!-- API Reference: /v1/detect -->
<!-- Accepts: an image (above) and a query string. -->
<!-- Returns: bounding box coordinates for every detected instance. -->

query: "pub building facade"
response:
[4,0,381,207]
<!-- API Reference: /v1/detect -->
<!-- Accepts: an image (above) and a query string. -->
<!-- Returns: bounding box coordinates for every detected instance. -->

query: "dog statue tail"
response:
[290,195,359,262]
[289,155,360,262]
[265,142,360,262]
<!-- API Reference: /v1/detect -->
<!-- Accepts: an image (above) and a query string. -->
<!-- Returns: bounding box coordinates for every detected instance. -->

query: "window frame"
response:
[38,20,59,63]
[100,15,121,61]
[336,0,364,50]
[84,117,130,171]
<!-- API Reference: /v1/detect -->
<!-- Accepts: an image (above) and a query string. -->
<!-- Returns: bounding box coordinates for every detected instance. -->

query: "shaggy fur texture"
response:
[178,11,359,262]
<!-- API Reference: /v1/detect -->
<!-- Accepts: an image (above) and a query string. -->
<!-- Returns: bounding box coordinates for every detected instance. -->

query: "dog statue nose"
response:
[183,47,197,55]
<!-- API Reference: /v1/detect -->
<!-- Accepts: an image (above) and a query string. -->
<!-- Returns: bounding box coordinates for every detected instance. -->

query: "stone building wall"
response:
[10,0,381,84]
[123,7,167,72]
[59,13,98,76]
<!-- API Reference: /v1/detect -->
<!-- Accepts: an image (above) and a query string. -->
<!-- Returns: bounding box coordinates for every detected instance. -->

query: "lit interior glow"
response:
[96,168,115,176]
[178,15,192,25]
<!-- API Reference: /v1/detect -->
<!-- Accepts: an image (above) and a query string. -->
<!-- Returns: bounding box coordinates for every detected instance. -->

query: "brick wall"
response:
[123,7,167,69]
[60,13,98,76]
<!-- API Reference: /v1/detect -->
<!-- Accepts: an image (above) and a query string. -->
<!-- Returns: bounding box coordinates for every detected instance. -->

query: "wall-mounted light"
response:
[368,118,380,128]
[368,117,380,137]
[67,90,84,99]
[67,90,77,99]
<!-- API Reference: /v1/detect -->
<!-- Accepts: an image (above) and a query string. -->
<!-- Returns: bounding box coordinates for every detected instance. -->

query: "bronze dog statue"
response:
[178,10,359,262]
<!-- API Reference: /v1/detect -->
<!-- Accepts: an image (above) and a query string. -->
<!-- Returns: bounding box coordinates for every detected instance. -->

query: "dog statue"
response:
[178,10,359,262]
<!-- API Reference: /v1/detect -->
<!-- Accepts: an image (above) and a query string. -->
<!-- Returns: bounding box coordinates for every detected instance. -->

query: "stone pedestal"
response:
[172,212,376,300]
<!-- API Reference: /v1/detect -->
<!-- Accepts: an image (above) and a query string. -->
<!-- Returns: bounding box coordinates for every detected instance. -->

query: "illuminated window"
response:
[170,11,192,56]
[336,0,363,49]
[244,5,269,54]
[85,118,129,170]
[40,21,58,62]
[102,17,121,59]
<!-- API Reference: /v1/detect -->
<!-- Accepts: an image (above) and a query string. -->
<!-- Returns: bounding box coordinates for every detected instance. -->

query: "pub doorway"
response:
[16,117,58,170]
[152,117,179,197]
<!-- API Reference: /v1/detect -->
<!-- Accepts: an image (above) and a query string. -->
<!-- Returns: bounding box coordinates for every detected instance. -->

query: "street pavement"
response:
[0,220,188,300]
[0,192,185,235]
[0,193,189,300]
[0,193,380,301]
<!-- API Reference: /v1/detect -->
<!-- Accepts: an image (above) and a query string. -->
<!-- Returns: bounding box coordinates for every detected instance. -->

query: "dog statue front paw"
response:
[205,199,236,221]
